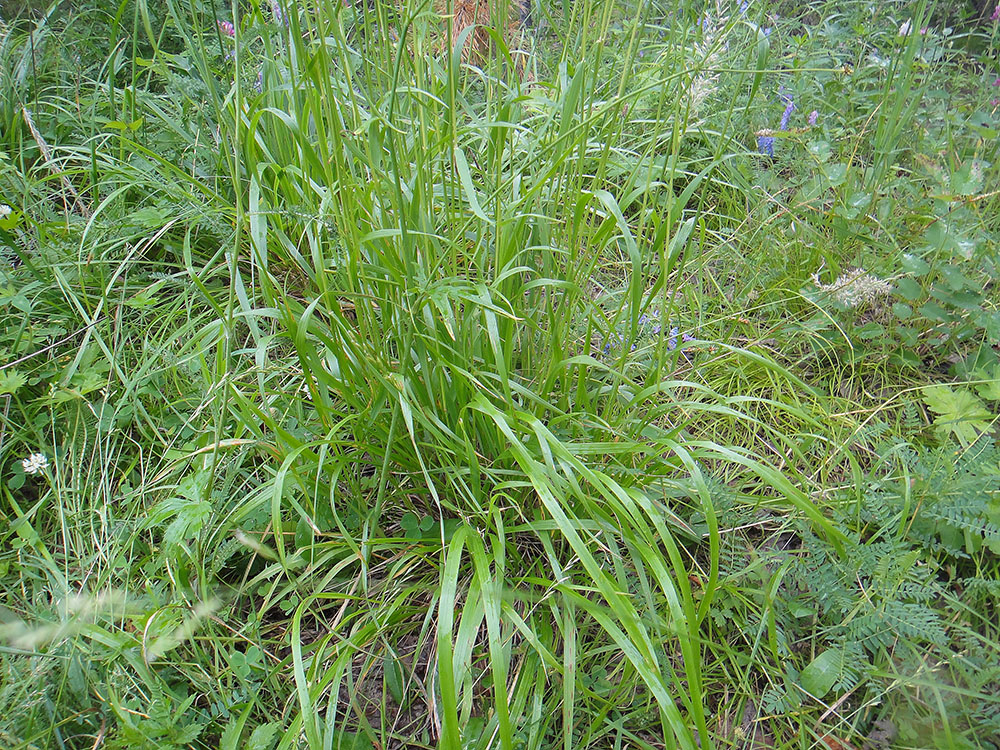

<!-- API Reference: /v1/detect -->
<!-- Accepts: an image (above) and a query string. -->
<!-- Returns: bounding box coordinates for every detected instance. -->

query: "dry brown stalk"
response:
[445,0,531,64]
[21,106,91,219]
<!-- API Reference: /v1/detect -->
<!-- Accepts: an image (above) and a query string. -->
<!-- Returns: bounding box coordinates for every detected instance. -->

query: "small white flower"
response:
[898,20,912,36]
[0,203,11,218]
[22,453,49,475]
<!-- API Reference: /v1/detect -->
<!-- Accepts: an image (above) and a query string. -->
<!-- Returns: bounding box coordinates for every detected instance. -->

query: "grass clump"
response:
[1,0,999,748]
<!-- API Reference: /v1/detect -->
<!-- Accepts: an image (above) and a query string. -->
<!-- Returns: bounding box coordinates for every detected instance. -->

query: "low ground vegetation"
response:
[1,0,999,748]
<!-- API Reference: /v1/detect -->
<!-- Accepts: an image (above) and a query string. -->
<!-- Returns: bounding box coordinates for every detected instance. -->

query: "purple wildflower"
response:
[667,327,679,350]
[992,5,1000,21]
[739,0,749,14]
[603,333,631,357]
[757,135,774,156]
[254,69,264,93]
[272,1,288,25]
[666,329,694,350]
[779,99,794,131]
[218,19,236,37]
[807,109,819,126]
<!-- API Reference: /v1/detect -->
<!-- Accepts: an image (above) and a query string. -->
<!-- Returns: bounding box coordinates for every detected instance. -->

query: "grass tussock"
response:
[1,0,999,748]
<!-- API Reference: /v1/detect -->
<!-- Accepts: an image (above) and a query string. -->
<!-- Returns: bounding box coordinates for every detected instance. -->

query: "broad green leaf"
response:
[892,302,912,319]
[974,366,1000,402]
[922,385,993,446]
[330,731,374,750]
[129,206,170,227]
[950,161,983,196]
[163,500,212,545]
[0,369,27,395]
[807,140,831,162]
[248,722,281,750]
[219,718,244,750]
[901,253,930,276]
[894,277,923,301]
[294,515,312,549]
[787,599,815,619]
[823,163,848,187]
[918,301,952,322]
[745,27,771,110]
[384,651,405,705]
[799,649,842,699]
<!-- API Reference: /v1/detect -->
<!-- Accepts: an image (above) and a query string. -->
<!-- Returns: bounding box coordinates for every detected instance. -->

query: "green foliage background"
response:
[1,0,999,748]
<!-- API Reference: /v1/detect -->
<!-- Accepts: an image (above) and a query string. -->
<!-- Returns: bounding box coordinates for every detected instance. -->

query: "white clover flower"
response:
[898,20,912,36]
[0,203,11,218]
[22,453,49,475]
[812,267,892,309]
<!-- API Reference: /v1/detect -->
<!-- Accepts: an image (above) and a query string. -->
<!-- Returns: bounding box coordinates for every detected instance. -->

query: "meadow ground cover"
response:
[1,0,999,747]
